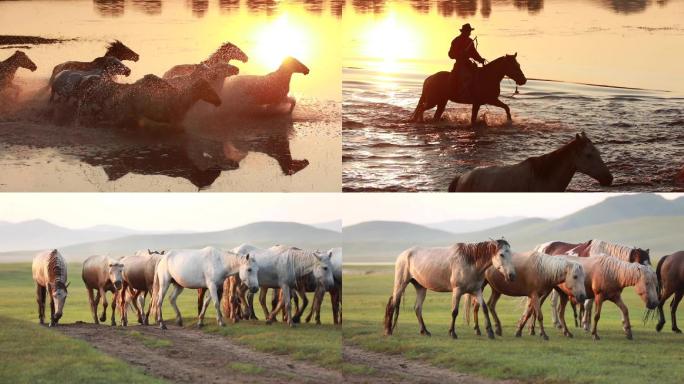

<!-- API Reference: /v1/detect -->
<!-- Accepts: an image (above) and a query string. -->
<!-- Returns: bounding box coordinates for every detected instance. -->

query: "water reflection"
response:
[132,0,163,15]
[92,0,343,17]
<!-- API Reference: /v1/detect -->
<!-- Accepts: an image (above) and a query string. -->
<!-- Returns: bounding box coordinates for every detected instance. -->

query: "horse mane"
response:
[47,250,67,289]
[286,248,322,277]
[205,42,237,65]
[525,136,581,179]
[594,255,646,287]
[530,252,572,284]
[589,239,635,262]
[106,40,126,54]
[455,240,507,265]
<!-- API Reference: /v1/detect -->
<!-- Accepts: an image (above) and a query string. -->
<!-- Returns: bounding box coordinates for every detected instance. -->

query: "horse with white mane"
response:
[152,246,258,329]
[233,244,334,327]
[469,251,586,340]
[384,239,516,339]
[306,247,343,325]
[448,132,613,192]
[32,249,69,327]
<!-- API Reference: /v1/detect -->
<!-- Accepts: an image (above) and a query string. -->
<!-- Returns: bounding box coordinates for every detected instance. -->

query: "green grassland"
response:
[343,264,684,384]
[0,263,341,381]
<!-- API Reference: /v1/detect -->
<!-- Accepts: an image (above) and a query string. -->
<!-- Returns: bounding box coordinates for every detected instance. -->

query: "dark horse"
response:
[409,53,527,126]
[655,251,684,333]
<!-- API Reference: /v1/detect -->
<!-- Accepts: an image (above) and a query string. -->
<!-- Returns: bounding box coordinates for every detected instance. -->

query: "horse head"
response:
[280,56,310,75]
[13,50,37,72]
[571,131,613,186]
[490,239,516,282]
[635,266,659,310]
[193,63,239,82]
[238,253,259,293]
[94,56,131,77]
[190,78,222,106]
[49,280,69,325]
[214,42,249,64]
[107,260,125,290]
[504,53,526,86]
[564,261,587,302]
[313,250,335,290]
[631,247,651,266]
[107,40,139,62]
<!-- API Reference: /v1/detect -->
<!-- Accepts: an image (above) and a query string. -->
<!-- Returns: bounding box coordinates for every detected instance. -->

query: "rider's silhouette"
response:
[448,23,486,99]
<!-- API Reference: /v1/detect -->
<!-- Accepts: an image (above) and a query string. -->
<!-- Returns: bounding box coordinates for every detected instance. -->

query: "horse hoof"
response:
[542,334,549,341]
[420,330,431,337]
[673,328,682,333]
[495,329,502,336]
[514,331,522,338]
[196,323,204,328]
[160,324,167,330]
[625,333,633,340]
[592,334,600,341]
[487,331,495,340]
[564,331,574,338]
[175,320,183,327]
[99,316,106,322]
[292,316,301,324]
[449,331,458,339]
[475,329,481,336]
[48,322,55,328]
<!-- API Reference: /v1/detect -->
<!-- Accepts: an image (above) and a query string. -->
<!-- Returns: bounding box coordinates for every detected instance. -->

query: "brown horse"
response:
[448,132,614,192]
[538,239,650,330]
[32,249,69,327]
[655,251,684,333]
[551,255,658,340]
[0,50,37,99]
[384,239,516,339]
[470,251,586,340]
[118,250,164,326]
[409,53,527,126]
[49,40,139,85]
[163,42,248,80]
[82,255,124,326]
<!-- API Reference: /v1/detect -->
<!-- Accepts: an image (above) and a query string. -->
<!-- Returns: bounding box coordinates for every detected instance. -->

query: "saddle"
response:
[450,61,481,103]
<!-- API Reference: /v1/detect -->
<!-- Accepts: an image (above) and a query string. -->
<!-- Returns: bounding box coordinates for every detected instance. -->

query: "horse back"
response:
[163,64,196,80]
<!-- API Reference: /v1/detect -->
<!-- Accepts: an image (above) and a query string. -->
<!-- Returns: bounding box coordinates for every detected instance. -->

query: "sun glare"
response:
[252,14,311,71]
[361,13,418,73]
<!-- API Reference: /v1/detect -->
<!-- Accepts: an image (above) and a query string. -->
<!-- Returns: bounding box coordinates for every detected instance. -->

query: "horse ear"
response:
[514,52,517,57]
[245,253,250,261]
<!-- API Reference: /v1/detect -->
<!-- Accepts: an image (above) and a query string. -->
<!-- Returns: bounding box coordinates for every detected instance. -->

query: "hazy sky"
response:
[341,193,681,225]
[0,193,341,231]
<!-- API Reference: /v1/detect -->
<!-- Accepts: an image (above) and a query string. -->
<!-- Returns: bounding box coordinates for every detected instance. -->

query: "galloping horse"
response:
[32,249,69,327]
[163,42,248,80]
[409,53,527,126]
[118,249,165,326]
[0,50,37,99]
[384,239,516,339]
[222,56,309,113]
[448,132,614,192]
[537,239,650,330]
[470,251,586,340]
[152,247,258,329]
[655,251,684,333]
[51,56,131,103]
[552,255,658,340]
[49,40,139,85]
[82,255,124,326]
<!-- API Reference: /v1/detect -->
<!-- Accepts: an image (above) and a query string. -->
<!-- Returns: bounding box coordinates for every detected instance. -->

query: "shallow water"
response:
[342,0,684,192]
[0,0,341,191]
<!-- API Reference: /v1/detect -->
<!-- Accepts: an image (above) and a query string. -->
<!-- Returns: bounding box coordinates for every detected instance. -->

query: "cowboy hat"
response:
[460,23,474,32]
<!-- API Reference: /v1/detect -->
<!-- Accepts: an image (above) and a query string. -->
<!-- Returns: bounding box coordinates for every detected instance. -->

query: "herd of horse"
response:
[384,239,684,340]
[0,40,310,129]
[31,245,342,330]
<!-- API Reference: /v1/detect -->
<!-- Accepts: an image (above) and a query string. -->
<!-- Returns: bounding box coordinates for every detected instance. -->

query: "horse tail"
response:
[464,294,472,326]
[150,267,160,321]
[408,93,425,122]
[656,254,668,300]
[448,175,461,192]
[383,295,395,335]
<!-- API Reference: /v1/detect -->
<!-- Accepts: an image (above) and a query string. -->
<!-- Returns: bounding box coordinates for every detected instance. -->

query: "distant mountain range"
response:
[344,194,684,263]
[0,221,341,262]
[424,217,526,233]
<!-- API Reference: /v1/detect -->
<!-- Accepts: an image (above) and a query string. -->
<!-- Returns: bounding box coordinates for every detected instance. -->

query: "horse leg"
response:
[488,291,503,336]
[550,290,562,329]
[37,284,46,325]
[591,294,603,341]
[197,288,213,327]
[573,301,580,328]
[448,287,463,339]
[288,96,297,113]
[197,288,206,317]
[515,300,534,337]
[476,290,495,339]
[99,287,108,323]
[470,104,481,127]
[613,295,632,339]
[110,291,118,326]
[292,286,308,324]
[472,295,481,335]
[156,276,172,330]
[282,286,294,327]
[531,294,548,341]
[207,282,225,327]
[433,101,447,122]
[168,284,184,326]
[258,288,271,321]
[119,285,128,326]
[409,94,426,123]
[557,293,573,338]
[490,99,512,123]
[656,288,674,332]
[671,292,683,333]
[583,299,593,331]
[306,287,322,323]
[412,282,430,336]
[47,284,56,327]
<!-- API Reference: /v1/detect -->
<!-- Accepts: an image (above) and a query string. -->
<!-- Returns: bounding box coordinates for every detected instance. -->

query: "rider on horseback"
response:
[448,23,486,100]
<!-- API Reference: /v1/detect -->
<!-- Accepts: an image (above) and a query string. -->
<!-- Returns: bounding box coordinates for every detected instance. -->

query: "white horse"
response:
[51,56,130,103]
[32,249,69,326]
[152,246,258,329]
[448,132,613,192]
[234,244,334,326]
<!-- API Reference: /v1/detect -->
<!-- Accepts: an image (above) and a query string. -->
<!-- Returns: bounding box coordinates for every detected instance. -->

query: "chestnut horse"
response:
[82,255,124,326]
[49,40,139,85]
[550,255,658,340]
[409,53,527,126]
[384,239,516,339]
[32,249,69,327]
[470,251,586,340]
[118,249,165,326]
[655,251,684,333]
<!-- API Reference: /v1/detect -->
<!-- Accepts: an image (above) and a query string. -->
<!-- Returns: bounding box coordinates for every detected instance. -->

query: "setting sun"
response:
[251,14,311,70]
[361,13,419,73]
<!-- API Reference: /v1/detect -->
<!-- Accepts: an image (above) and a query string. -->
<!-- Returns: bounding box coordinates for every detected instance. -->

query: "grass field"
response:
[0,263,341,382]
[343,264,684,384]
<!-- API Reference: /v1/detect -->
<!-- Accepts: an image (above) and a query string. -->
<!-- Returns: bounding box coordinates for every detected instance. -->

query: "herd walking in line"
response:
[384,238,681,341]
[31,245,342,330]
[1,39,310,131]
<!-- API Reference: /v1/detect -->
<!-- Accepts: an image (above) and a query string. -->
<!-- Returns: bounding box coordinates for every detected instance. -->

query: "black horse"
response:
[409,53,527,126]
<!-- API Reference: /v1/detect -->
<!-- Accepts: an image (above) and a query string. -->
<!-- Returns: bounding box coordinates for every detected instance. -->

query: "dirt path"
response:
[343,344,517,384]
[58,322,343,384]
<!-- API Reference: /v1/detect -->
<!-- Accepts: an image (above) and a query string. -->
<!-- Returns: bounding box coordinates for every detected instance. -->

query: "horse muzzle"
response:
[249,286,259,294]
[114,281,123,290]
[578,294,587,302]
[516,77,527,86]
[646,301,658,310]
[599,173,614,186]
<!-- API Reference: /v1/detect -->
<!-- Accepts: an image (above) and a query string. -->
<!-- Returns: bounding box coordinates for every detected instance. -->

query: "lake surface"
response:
[0,0,341,191]
[342,0,684,192]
